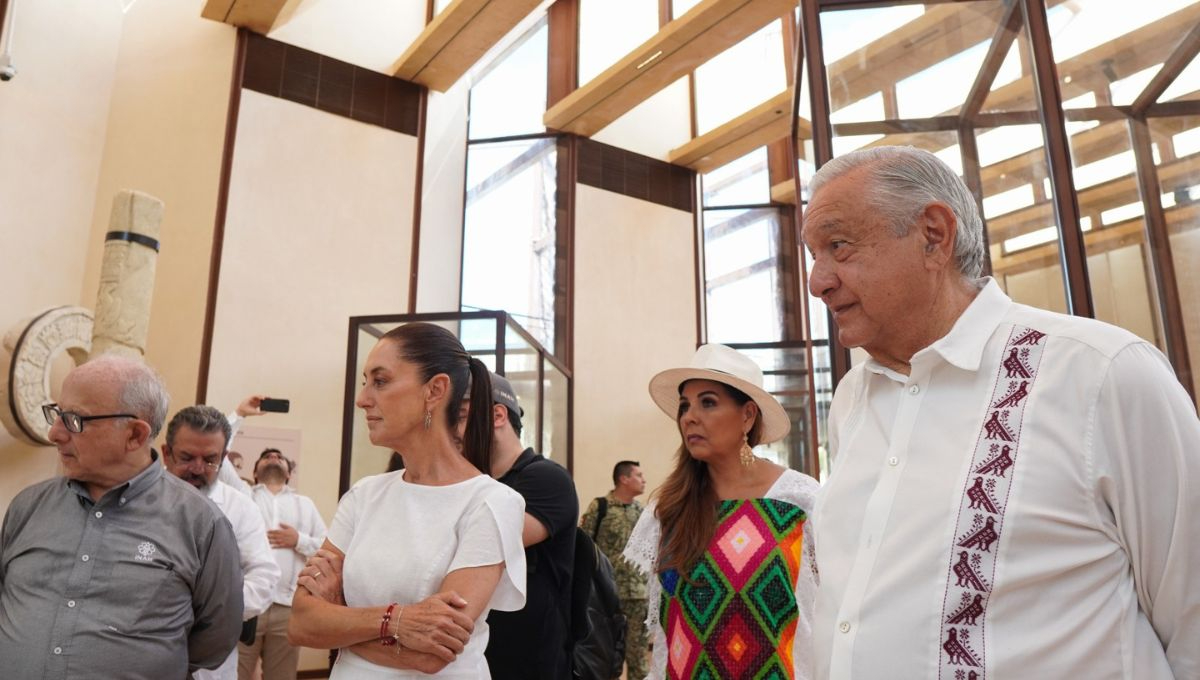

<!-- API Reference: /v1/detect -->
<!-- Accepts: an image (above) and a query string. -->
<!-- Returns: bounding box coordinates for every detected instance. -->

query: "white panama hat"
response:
[648,344,791,445]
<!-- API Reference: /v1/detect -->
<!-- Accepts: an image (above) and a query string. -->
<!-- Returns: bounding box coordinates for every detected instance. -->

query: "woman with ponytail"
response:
[289,323,526,678]
[623,344,820,679]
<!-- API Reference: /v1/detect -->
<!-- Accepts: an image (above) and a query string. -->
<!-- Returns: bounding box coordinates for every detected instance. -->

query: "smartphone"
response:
[259,398,290,413]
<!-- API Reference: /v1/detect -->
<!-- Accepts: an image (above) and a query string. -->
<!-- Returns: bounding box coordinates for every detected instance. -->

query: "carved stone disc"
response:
[1,306,94,446]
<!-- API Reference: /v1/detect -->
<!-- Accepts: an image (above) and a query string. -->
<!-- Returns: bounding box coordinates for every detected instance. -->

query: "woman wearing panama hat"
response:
[623,343,820,679]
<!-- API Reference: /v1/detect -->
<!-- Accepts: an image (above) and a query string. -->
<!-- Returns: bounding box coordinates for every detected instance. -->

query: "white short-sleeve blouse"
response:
[327,471,527,679]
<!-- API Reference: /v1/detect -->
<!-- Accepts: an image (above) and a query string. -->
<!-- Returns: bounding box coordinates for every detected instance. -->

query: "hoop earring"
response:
[423,410,433,431]
[740,433,754,468]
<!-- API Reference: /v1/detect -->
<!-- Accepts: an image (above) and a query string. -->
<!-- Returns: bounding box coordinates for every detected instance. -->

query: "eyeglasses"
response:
[43,403,137,434]
[168,452,222,471]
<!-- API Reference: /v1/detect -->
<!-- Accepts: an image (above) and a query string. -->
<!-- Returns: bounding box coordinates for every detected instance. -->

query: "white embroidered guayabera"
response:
[623,468,821,680]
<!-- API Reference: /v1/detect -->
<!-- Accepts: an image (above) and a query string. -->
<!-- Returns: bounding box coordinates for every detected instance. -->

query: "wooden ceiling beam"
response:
[200,0,289,34]
[669,90,811,173]
[391,0,544,92]
[544,0,797,136]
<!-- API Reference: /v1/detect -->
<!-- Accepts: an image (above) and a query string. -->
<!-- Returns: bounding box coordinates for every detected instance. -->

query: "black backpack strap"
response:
[591,496,608,541]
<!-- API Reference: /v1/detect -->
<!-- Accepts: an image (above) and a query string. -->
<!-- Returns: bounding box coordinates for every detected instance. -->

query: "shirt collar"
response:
[252,483,294,496]
[67,449,165,506]
[864,278,1011,376]
[205,478,226,502]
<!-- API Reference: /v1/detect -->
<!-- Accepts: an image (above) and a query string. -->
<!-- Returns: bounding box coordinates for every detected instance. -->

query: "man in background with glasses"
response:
[0,355,244,679]
[164,405,280,680]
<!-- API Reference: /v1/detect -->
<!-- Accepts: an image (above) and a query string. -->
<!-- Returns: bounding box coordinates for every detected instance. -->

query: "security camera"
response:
[0,64,15,81]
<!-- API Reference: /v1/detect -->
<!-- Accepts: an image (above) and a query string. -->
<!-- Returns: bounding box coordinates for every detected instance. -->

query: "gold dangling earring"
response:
[423,410,433,430]
[740,433,754,468]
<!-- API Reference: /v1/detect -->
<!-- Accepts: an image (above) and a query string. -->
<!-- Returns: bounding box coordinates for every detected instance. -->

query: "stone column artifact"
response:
[89,189,164,358]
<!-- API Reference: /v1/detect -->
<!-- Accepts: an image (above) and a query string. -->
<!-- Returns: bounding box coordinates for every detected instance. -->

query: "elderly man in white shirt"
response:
[802,146,1200,679]
[238,448,326,680]
[163,406,281,680]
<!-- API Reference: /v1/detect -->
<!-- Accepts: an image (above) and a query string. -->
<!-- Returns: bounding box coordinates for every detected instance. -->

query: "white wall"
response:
[206,89,416,523]
[0,0,127,504]
[572,184,697,507]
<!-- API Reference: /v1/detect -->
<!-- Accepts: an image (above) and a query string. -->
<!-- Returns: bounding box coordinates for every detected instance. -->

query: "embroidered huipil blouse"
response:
[813,279,1200,679]
[626,469,820,680]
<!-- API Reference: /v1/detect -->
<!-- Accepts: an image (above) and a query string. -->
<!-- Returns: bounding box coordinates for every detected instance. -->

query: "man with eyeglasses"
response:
[164,405,281,680]
[0,355,244,679]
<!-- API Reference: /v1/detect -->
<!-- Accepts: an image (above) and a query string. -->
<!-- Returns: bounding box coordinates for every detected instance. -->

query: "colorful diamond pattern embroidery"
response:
[660,498,807,679]
[667,601,701,677]
[678,558,733,638]
[713,510,772,589]
[709,599,771,678]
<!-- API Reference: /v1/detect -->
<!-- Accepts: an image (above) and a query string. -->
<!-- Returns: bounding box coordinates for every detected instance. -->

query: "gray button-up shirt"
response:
[0,451,243,679]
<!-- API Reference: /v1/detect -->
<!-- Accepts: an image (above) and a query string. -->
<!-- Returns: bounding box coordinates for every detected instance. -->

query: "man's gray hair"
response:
[165,405,232,450]
[85,354,170,438]
[809,146,986,278]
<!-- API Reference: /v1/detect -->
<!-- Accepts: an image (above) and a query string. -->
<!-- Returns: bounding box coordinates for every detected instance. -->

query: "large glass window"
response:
[578,0,660,83]
[694,21,788,135]
[800,0,1199,403]
[461,19,563,355]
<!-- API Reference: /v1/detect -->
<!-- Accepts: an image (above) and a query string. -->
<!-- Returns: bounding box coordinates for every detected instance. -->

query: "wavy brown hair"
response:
[653,381,763,575]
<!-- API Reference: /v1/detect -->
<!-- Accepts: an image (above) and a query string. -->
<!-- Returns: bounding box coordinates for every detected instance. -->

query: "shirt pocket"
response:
[100,559,183,635]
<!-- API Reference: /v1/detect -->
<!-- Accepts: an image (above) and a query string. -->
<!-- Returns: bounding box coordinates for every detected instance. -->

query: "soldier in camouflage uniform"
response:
[580,460,649,680]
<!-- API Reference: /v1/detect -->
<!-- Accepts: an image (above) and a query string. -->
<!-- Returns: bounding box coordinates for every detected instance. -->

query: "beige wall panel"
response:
[1089,244,1158,345]
[572,185,697,512]
[79,0,236,419]
[0,1,126,508]
[1003,266,1068,315]
[206,88,415,528]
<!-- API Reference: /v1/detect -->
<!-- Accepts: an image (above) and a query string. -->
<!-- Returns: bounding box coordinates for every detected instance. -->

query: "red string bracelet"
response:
[380,603,399,646]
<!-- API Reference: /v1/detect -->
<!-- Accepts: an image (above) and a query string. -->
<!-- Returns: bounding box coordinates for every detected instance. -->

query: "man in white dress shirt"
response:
[802,146,1200,679]
[238,449,326,680]
[164,406,281,680]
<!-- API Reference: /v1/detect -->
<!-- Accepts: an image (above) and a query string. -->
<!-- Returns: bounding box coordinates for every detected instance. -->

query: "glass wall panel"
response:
[579,0,659,83]
[977,124,1069,313]
[729,345,812,472]
[504,324,542,453]
[703,208,785,344]
[703,147,770,206]
[461,138,558,349]
[673,0,704,18]
[1049,0,1200,108]
[694,20,787,134]
[544,357,570,467]
[467,20,548,140]
[1150,115,1200,398]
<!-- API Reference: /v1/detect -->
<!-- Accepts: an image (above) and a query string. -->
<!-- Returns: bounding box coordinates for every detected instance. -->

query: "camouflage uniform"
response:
[581,492,648,680]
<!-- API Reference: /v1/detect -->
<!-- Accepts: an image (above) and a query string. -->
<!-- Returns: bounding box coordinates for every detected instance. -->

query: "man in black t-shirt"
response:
[481,373,578,679]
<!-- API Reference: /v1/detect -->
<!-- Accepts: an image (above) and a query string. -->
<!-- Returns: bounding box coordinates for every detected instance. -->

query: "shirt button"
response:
[94,511,103,519]
[53,647,63,655]
[908,385,920,395]
[67,600,76,608]
[120,497,127,505]
[888,457,899,466]
[81,555,89,562]
[839,621,851,633]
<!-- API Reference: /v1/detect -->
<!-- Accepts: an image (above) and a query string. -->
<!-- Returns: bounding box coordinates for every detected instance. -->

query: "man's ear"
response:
[127,419,152,452]
[919,201,958,271]
[493,403,508,429]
